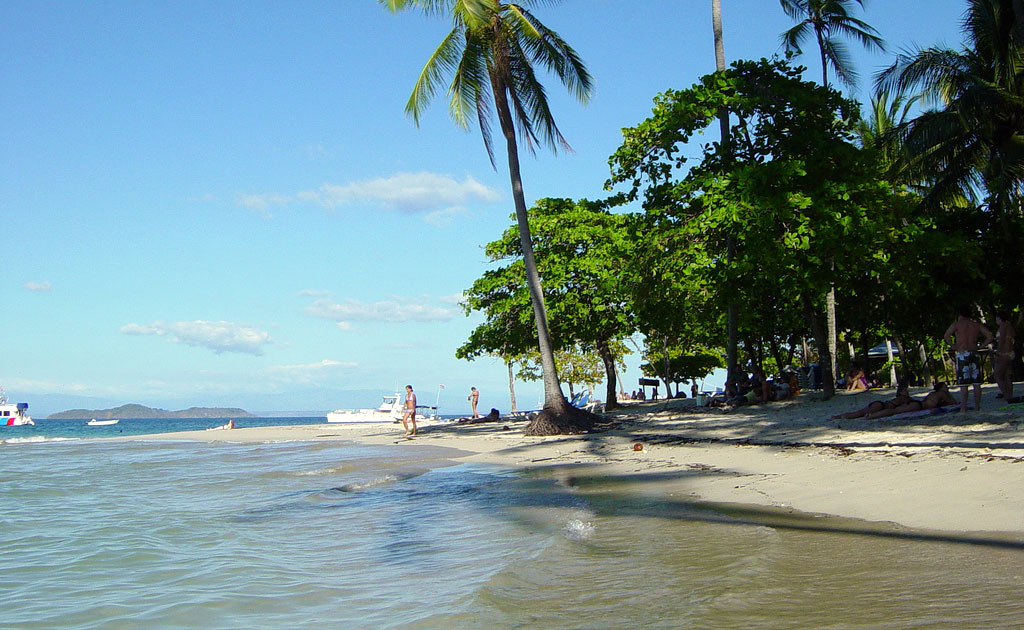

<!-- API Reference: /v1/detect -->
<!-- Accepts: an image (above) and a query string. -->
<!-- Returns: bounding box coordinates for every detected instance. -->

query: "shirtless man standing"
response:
[944,308,994,412]
[468,387,480,419]
[402,385,418,436]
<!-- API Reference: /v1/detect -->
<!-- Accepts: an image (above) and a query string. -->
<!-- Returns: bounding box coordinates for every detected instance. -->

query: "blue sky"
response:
[2,0,965,416]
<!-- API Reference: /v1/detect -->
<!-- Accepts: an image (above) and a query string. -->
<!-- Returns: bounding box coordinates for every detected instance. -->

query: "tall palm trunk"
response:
[818,29,839,394]
[489,72,568,413]
[712,0,738,380]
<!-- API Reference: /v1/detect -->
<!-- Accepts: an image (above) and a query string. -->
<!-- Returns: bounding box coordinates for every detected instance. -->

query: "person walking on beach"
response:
[944,307,995,412]
[994,310,1016,401]
[402,385,418,437]
[468,386,480,418]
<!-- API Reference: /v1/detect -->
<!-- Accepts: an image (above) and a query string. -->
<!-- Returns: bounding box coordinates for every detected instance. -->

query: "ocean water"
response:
[2,422,1023,629]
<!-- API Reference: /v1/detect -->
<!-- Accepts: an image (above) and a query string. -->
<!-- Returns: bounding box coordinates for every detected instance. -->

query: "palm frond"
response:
[822,37,858,87]
[406,27,468,125]
[780,21,811,54]
[447,28,491,129]
[506,3,593,103]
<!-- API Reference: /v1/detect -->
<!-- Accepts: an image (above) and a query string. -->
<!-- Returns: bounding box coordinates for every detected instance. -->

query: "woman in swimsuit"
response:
[833,383,911,419]
[866,381,958,419]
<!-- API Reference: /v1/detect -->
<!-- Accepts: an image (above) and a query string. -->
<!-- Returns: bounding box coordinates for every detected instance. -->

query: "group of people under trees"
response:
[722,307,1017,415]
[723,365,801,406]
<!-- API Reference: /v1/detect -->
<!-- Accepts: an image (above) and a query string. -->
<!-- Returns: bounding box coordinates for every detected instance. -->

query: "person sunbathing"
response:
[865,382,959,420]
[921,381,959,409]
[833,383,911,419]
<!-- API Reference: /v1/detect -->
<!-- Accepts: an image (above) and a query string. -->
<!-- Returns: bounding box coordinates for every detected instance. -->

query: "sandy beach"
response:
[120,383,1024,540]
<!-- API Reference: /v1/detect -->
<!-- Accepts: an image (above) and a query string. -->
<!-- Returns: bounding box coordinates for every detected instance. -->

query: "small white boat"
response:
[0,389,33,426]
[327,394,436,424]
[87,419,119,426]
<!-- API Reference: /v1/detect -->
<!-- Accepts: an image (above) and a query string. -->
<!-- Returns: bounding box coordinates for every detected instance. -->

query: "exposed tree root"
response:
[523,403,602,436]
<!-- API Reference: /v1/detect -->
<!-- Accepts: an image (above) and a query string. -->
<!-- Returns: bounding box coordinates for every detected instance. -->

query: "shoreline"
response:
[114,383,1024,539]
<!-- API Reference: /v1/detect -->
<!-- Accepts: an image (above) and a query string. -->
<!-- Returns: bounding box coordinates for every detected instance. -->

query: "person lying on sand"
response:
[864,382,959,420]
[832,383,911,419]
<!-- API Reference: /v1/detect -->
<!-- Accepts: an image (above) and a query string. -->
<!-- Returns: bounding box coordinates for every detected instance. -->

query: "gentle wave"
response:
[3,432,1023,628]
[0,435,78,444]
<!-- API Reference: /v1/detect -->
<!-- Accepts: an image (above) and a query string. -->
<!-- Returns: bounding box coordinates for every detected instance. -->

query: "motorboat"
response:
[87,419,119,426]
[327,394,437,424]
[0,389,33,426]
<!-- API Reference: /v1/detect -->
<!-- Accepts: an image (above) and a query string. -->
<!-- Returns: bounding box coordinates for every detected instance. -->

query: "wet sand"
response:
[117,383,1024,538]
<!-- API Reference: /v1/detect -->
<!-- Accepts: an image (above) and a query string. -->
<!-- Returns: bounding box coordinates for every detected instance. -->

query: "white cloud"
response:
[297,288,334,298]
[121,320,272,355]
[237,172,501,219]
[438,292,466,305]
[237,193,291,211]
[424,206,469,226]
[24,281,51,292]
[304,297,459,328]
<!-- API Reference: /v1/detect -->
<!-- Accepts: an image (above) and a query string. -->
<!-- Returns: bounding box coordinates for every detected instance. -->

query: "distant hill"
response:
[48,404,256,420]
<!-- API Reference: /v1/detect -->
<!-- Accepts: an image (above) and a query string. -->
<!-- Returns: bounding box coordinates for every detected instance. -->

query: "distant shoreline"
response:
[48,403,256,420]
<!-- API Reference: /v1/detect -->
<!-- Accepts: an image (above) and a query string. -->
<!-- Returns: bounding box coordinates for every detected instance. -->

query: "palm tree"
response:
[780,0,885,89]
[712,0,739,385]
[779,0,884,398]
[381,0,595,434]
[855,90,917,176]
[876,0,1024,214]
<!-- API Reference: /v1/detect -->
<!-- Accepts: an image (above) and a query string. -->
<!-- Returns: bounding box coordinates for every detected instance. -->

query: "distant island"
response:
[47,404,256,420]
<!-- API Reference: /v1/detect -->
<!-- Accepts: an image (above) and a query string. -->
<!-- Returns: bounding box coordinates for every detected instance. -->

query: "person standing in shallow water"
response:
[468,387,480,419]
[944,307,994,413]
[402,385,417,436]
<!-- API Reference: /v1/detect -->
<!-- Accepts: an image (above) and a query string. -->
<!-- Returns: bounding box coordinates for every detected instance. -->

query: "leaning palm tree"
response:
[779,0,884,398]
[381,0,596,434]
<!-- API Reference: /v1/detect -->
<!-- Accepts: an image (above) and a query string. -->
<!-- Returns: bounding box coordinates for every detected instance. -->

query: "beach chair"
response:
[571,392,590,409]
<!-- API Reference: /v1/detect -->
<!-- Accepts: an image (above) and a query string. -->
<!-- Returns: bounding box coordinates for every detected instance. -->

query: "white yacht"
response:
[0,389,33,426]
[87,419,119,426]
[326,394,436,424]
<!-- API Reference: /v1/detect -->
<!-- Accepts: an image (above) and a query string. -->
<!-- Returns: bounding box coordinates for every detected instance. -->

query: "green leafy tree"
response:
[640,337,723,397]
[608,58,897,399]
[780,0,885,382]
[461,198,636,410]
[382,0,595,435]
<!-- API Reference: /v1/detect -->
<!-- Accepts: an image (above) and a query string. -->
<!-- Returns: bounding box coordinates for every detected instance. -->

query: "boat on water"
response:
[0,388,34,426]
[87,419,119,426]
[326,394,438,424]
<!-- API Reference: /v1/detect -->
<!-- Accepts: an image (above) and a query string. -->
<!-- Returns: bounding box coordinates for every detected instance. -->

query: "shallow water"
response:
[1,434,1021,628]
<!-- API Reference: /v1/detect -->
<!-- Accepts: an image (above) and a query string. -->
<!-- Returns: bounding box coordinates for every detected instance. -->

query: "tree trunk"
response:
[597,338,619,410]
[712,0,738,381]
[488,71,593,435]
[918,341,932,386]
[804,294,835,399]
[815,29,840,382]
[507,361,517,413]
[885,339,896,387]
